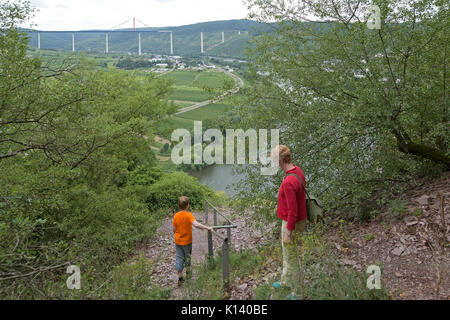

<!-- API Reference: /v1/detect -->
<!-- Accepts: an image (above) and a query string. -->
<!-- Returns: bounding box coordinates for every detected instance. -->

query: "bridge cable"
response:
[110,18,132,30]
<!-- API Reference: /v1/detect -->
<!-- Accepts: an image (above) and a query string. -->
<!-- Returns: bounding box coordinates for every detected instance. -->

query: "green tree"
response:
[0,0,178,298]
[234,0,448,219]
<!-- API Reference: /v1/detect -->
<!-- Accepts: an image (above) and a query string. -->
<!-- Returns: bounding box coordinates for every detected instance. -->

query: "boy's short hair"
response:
[178,196,190,210]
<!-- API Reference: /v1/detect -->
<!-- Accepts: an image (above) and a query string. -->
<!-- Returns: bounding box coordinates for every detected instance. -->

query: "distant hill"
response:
[25,19,271,58]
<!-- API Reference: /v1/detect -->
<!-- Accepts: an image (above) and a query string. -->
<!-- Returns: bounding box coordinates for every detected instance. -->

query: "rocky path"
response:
[140,208,275,298]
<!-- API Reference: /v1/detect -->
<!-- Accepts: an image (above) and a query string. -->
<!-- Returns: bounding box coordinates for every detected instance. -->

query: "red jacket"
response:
[277,165,307,230]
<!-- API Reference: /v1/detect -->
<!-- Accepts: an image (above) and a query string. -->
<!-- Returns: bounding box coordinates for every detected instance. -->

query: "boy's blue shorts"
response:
[175,243,192,272]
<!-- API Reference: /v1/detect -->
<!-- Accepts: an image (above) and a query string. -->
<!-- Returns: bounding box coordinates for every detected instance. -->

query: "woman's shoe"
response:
[272,282,282,289]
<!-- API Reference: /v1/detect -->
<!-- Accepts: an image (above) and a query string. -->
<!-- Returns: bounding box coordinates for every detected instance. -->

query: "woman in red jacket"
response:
[271,145,307,292]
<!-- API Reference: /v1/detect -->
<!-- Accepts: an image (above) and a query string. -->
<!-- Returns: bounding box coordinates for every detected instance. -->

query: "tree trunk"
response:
[397,138,450,167]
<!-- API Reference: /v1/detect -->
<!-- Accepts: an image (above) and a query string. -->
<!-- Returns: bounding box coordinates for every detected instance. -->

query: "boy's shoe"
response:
[177,277,185,287]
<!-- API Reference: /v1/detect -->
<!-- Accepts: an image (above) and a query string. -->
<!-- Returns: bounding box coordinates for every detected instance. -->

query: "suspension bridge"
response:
[30,17,247,56]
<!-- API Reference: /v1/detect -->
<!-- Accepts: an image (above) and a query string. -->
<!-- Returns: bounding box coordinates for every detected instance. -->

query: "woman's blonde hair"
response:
[272,145,292,164]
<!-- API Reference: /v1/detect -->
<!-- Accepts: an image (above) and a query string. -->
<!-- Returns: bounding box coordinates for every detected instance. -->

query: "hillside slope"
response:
[25,19,267,58]
[141,172,449,300]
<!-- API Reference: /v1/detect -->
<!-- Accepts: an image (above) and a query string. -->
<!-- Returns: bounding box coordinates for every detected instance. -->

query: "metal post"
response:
[207,230,213,258]
[138,32,142,56]
[213,208,217,226]
[222,239,229,290]
[201,32,204,53]
[38,32,40,50]
[222,31,224,43]
[170,32,173,55]
[105,33,109,54]
[227,227,231,246]
[205,201,208,223]
[72,33,75,52]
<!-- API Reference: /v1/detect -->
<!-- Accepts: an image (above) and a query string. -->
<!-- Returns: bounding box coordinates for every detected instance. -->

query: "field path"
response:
[174,68,243,115]
[152,68,244,150]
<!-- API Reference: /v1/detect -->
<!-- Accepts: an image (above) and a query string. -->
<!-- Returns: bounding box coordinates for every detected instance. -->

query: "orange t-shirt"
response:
[172,211,196,245]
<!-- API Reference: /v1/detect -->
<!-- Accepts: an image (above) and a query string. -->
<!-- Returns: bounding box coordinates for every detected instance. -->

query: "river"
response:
[190,164,245,196]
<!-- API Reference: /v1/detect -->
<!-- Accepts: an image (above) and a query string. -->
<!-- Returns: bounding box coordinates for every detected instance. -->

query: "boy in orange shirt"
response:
[172,196,212,286]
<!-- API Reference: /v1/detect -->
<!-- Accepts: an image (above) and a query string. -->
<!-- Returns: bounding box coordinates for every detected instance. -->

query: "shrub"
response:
[145,171,217,212]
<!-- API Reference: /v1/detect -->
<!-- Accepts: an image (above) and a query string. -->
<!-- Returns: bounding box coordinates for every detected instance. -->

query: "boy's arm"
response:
[192,220,212,231]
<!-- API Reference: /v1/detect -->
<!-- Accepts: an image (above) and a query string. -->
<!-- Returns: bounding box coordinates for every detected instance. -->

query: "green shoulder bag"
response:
[285,173,324,224]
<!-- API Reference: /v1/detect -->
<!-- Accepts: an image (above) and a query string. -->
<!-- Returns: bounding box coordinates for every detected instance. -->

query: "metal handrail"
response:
[204,199,235,290]
[206,200,237,227]
[209,228,227,241]
[211,225,236,229]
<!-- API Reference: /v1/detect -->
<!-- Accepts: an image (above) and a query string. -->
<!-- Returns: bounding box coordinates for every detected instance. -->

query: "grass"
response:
[168,86,211,102]
[173,116,196,132]
[163,70,231,89]
[178,103,234,121]
[183,224,391,300]
[169,101,196,109]
[192,71,231,89]
[162,70,199,86]
[159,102,235,134]
[164,70,234,108]
[181,248,266,300]
[95,255,172,300]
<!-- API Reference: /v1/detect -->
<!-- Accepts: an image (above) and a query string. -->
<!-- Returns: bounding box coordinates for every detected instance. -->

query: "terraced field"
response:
[152,70,242,166]
[162,70,233,109]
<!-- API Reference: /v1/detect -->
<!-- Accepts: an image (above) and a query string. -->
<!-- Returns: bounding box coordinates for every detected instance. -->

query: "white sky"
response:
[27,0,250,30]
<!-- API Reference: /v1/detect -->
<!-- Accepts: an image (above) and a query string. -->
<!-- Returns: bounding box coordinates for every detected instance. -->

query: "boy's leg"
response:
[175,244,186,284]
[184,243,193,280]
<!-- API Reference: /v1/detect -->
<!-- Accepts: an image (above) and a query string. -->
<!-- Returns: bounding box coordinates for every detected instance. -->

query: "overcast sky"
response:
[27,0,250,30]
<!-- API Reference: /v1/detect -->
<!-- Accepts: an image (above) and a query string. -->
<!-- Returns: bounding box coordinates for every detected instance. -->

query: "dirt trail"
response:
[142,208,274,297]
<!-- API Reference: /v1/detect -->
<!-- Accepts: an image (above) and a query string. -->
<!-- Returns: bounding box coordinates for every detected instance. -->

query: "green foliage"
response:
[365,233,375,241]
[233,0,448,222]
[183,247,265,300]
[0,1,183,298]
[252,227,390,300]
[178,103,235,121]
[386,199,408,220]
[99,256,172,300]
[411,208,423,217]
[145,171,217,211]
[128,166,164,187]
[287,227,389,300]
